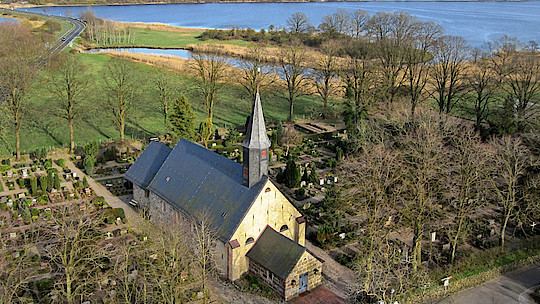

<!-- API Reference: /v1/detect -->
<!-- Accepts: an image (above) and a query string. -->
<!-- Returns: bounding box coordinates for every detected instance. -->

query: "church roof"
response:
[124,141,171,188]
[242,91,271,150]
[126,139,267,242]
[246,226,306,279]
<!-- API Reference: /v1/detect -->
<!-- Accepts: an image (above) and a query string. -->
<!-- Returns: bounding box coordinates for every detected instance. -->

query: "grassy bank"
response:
[0,52,323,156]
[0,8,72,40]
[81,22,250,49]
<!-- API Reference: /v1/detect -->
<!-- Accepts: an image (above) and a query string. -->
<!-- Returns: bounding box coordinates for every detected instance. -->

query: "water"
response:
[86,47,293,76]
[87,47,256,69]
[0,17,17,23]
[20,2,540,46]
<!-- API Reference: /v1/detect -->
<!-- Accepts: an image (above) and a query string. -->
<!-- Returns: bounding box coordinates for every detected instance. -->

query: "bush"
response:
[39,175,48,193]
[55,159,66,168]
[92,196,106,208]
[104,208,126,224]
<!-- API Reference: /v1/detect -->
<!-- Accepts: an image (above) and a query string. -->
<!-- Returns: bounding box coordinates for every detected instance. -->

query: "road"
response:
[437,264,540,304]
[0,8,85,56]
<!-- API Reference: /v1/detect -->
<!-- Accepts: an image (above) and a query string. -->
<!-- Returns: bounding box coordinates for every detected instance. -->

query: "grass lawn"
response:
[0,53,324,156]
[86,24,250,49]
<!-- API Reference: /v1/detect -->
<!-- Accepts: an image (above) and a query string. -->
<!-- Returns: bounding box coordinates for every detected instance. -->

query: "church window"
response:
[245,237,254,245]
[280,225,289,232]
[144,189,149,198]
[265,187,271,193]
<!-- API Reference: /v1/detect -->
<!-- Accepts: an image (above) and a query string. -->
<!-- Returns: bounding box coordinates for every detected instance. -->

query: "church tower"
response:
[242,90,271,188]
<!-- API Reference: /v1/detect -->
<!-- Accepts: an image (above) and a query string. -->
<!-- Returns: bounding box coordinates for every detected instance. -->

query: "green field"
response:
[86,26,250,49]
[0,53,324,156]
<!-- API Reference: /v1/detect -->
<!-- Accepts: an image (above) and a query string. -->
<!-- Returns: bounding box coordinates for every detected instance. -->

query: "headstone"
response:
[116,217,122,225]
[6,171,12,178]
[211,143,217,147]
[32,198,37,204]
[300,181,306,188]
[18,193,25,199]
[106,232,113,239]
[431,232,437,242]
[21,169,28,178]
[338,233,346,239]
[72,172,77,178]
[319,178,325,186]
[488,219,495,226]
[9,232,16,239]
[121,229,128,235]
[6,200,13,208]
[334,176,338,183]
[308,182,313,188]
[442,243,451,251]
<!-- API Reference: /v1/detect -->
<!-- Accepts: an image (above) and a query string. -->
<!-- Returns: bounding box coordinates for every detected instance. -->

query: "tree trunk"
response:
[500,209,512,251]
[15,122,20,161]
[451,215,464,265]
[288,98,294,122]
[69,118,75,155]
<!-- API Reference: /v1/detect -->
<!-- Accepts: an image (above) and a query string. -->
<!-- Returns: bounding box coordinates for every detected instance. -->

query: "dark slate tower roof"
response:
[242,91,271,188]
[242,91,271,150]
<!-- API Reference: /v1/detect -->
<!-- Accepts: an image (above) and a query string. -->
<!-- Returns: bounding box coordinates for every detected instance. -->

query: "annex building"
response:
[125,92,323,300]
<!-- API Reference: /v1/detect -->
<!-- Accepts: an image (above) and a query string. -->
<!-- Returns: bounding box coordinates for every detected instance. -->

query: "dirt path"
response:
[306,240,355,299]
[64,159,145,232]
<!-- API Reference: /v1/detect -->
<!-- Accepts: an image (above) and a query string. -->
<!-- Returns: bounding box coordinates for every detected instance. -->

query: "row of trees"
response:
[338,115,539,302]
[0,206,216,304]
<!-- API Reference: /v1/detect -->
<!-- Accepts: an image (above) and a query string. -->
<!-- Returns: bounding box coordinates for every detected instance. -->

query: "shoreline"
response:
[2,0,527,9]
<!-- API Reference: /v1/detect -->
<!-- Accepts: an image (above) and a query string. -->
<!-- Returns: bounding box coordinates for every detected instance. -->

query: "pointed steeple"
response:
[242,90,271,187]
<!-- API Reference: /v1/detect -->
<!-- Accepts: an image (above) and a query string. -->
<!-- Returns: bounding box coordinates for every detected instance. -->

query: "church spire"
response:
[242,90,271,188]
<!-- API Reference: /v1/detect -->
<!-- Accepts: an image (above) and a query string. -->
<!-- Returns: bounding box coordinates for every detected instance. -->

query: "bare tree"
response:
[343,144,404,301]
[0,23,44,160]
[491,136,529,250]
[49,54,88,154]
[319,10,351,37]
[429,35,469,116]
[0,246,39,303]
[239,46,274,101]
[190,212,217,304]
[350,9,369,38]
[46,207,105,304]
[105,58,136,141]
[192,54,227,147]
[286,12,311,34]
[446,129,489,264]
[279,43,309,121]
[401,117,445,272]
[467,49,497,130]
[154,74,175,126]
[403,21,442,119]
[311,42,339,118]
[366,12,416,104]
[340,40,375,132]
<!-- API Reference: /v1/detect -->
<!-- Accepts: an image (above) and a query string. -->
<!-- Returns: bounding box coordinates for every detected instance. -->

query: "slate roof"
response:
[242,91,271,150]
[132,139,267,242]
[124,141,171,188]
[246,226,306,279]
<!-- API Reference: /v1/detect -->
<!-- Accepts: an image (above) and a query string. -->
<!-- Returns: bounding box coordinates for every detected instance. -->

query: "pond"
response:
[20,1,540,46]
[86,47,276,72]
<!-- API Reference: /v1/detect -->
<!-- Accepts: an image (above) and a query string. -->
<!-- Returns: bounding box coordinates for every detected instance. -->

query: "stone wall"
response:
[284,251,323,301]
[248,258,285,296]
[136,185,229,278]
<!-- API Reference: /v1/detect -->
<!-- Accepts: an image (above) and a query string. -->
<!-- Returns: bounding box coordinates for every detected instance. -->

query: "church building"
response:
[125,92,323,301]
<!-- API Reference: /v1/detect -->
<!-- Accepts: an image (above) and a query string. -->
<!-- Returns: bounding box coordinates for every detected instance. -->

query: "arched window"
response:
[245,237,255,245]
[291,280,297,286]
[280,225,289,232]
[265,187,271,193]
